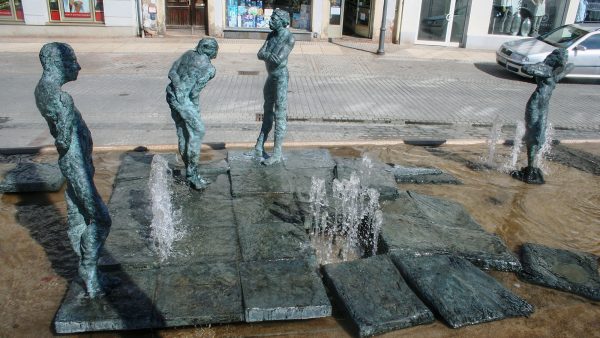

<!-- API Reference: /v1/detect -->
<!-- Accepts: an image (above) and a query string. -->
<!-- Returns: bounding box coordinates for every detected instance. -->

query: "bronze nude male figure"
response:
[512,48,573,184]
[167,38,218,189]
[254,9,295,165]
[34,43,112,298]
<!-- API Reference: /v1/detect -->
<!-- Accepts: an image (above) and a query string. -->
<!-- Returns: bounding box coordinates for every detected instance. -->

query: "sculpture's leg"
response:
[263,75,288,166]
[255,78,275,158]
[79,213,110,298]
[185,112,209,190]
[65,185,86,259]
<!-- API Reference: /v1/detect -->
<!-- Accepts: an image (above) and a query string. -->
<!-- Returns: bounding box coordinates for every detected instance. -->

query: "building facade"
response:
[1,0,597,49]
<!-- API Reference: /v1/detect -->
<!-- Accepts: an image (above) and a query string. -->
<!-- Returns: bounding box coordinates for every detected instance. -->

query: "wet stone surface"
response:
[334,156,398,200]
[549,144,600,176]
[0,162,65,193]
[238,221,314,262]
[239,259,331,322]
[381,190,521,272]
[391,254,534,328]
[322,255,435,337]
[387,164,462,184]
[518,243,600,301]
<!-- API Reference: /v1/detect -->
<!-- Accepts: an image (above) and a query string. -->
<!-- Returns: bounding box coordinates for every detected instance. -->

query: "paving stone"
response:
[391,254,534,328]
[115,152,175,182]
[282,149,336,170]
[381,190,520,272]
[228,150,295,196]
[238,222,314,262]
[168,225,240,264]
[334,157,398,201]
[233,194,303,225]
[549,144,600,176]
[0,162,65,193]
[107,179,152,231]
[155,263,244,326]
[54,268,158,333]
[239,259,331,322]
[387,164,462,184]
[321,255,434,337]
[518,243,600,301]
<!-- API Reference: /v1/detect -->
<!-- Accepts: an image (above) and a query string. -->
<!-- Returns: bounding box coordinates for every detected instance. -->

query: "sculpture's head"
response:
[544,48,568,69]
[196,37,219,60]
[269,9,290,30]
[39,42,81,82]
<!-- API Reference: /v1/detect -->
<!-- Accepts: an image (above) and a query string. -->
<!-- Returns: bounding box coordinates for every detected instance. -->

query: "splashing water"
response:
[536,123,555,174]
[149,155,183,261]
[502,120,526,172]
[309,172,382,265]
[484,119,503,168]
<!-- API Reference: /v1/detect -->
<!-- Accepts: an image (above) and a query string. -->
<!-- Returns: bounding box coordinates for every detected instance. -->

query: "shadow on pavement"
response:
[473,62,532,82]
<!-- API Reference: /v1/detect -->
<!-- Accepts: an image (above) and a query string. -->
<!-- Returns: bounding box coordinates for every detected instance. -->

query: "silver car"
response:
[496,23,600,79]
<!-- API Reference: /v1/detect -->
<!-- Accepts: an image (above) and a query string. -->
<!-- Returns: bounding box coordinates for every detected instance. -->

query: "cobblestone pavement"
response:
[0,37,598,149]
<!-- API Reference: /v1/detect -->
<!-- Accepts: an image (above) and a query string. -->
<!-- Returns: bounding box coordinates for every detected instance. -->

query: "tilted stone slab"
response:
[387,164,462,185]
[322,255,435,337]
[238,221,314,262]
[381,190,520,272]
[239,259,331,322]
[154,263,244,326]
[54,268,158,333]
[0,162,65,193]
[282,148,336,170]
[115,152,177,182]
[518,243,600,301]
[391,254,534,328]
[232,194,304,226]
[334,157,399,201]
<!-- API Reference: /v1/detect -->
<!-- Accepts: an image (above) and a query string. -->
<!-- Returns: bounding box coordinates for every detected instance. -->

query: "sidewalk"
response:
[0,36,598,151]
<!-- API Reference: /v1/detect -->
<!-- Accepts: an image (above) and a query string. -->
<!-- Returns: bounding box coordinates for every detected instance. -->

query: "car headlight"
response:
[511,53,526,62]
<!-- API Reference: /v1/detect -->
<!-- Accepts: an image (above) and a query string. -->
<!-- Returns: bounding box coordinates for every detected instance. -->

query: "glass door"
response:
[416,0,468,46]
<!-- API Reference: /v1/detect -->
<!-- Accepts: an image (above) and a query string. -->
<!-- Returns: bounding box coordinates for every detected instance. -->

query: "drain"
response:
[238,70,260,76]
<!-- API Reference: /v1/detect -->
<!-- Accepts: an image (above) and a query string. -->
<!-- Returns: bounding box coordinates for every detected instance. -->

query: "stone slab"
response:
[238,222,314,262]
[232,194,303,226]
[518,243,600,301]
[391,254,534,328]
[282,149,336,170]
[155,263,244,326]
[550,144,600,176]
[239,259,331,322]
[168,225,240,264]
[334,157,398,201]
[387,164,462,185]
[115,152,177,182]
[0,162,65,193]
[381,190,520,272]
[54,269,158,333]
[321,255,435,337]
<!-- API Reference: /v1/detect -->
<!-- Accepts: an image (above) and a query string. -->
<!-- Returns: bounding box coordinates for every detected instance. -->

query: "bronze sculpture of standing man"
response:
[35,42,112,298]
[167,38,218,189]
[254,9,295,165]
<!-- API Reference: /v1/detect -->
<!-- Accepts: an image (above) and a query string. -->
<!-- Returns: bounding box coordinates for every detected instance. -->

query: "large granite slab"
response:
[392,254,534,328]
[0,162,65,193]
[239,259,331,322]
[387,164,462,185]
[322,255,435,337]
[54,269,158,333]
[232,194,303,226]
[381,190,520,272]
[334,157,398,201]
[238,221,314,262]
[155,263,244,326]
[518,243,600,301]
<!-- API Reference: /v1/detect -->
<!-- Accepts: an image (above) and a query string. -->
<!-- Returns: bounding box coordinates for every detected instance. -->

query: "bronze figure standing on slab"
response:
[167,38,218,189]
[35,42,112,298]
[254,9,295,165]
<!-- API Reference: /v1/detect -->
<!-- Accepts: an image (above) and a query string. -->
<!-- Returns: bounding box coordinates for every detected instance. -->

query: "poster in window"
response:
[0,0,12,16]
[63,0,91,18]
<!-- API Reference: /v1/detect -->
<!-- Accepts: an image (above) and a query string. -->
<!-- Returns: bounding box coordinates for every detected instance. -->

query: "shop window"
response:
[488,0,568,37]
[0,0,24,21]
[48,0,104,22]
[576,0,600,23]
[226,0,311,30]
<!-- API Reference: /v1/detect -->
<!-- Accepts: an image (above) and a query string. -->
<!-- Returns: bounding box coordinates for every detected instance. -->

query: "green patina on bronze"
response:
[167,38,218,189]
[34,42,112,298]
[512,48,574,184]
[254,9,295,165]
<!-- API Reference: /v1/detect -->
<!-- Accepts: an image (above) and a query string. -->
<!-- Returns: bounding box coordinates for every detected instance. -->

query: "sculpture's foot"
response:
[253,147,269,160]
[80,267,107,298]
[511,166,545,184]
[262,153,282,166]
[188,175,211,190]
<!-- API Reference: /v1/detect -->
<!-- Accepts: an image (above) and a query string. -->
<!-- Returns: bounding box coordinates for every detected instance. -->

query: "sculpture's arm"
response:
[554,63,574,82]
[257,38,270,61]
[55,92,75,153]
[268,34,295,65]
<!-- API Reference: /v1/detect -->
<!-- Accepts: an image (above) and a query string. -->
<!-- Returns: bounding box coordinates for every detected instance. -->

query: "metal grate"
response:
[238,70,260,76]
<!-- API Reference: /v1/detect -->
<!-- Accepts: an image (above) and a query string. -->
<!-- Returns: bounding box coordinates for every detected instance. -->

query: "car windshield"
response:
[538,25,589,48]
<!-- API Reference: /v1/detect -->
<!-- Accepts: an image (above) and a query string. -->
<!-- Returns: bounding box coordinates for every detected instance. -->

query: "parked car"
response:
[496,23,600,79]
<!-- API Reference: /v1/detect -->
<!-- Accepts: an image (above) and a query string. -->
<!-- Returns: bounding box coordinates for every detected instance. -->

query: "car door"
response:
[569,33,600,77]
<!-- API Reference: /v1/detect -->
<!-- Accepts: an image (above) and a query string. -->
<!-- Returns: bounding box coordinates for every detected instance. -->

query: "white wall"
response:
[104,0,137,26]
[398,0,419,45]
[22,0,50,25]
